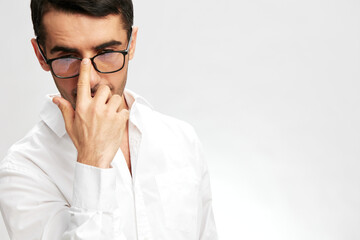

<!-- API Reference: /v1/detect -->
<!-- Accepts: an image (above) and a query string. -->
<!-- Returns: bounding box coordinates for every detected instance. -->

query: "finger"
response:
[117,109,130,123]
[76,58,91,103]
[94,85,112,104]
[53,96,75,133]
[107,94,122,112]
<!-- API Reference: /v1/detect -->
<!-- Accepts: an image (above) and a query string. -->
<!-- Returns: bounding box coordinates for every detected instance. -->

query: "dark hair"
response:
[31,0,133,46]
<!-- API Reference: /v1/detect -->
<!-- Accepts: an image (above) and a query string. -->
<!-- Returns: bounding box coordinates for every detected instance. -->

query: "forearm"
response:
[0,160,124,240]
[62,162,118,239]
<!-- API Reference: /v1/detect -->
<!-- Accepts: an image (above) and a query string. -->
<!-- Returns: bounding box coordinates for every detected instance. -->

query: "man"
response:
[0,0,217,239]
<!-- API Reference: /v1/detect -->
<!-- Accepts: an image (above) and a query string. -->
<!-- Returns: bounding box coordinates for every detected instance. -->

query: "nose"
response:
[89,61,101,89]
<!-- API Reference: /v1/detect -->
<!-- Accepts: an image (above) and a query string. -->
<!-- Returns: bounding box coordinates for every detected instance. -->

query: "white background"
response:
[0,0,359,239]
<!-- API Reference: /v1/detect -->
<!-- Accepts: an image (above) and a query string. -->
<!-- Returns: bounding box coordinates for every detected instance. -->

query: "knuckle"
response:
[93,104,103,116]
[112,94,121,100]
[119,109,130,119]
[98,85,111,93]
[104,107,113,117]
[111,94,121,103]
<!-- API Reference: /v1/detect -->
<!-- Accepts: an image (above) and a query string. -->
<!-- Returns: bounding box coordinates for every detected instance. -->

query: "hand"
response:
[53,58,129,168]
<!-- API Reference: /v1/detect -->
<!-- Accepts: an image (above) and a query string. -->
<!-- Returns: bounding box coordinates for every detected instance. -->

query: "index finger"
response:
[76,58,91,103]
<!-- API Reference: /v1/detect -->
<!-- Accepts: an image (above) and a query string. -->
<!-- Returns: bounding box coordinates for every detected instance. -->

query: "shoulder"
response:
[139,105,199,145]
[1,120,57,173]
[0,115,74,183]
[1,93,74,171]
[126,89,199,144]
[155,111,197,139]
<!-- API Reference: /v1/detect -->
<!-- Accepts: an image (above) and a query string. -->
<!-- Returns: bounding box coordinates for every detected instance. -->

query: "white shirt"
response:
[0,89,217,240]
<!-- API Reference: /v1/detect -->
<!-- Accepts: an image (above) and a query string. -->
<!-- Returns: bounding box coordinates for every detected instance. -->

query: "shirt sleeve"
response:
[0,158,124,240]
[194,134,219,240]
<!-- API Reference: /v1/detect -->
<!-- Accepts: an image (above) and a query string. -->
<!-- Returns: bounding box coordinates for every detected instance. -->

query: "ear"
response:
[128,26,138,60]
[31,38,50,72]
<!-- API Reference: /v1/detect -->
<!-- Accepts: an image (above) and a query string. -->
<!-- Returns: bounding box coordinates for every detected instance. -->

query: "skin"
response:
[31,9,138,171]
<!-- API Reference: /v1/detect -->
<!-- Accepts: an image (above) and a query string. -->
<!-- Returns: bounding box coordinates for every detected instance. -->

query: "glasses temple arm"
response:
[126,29,133,52]
[36,38,48,63]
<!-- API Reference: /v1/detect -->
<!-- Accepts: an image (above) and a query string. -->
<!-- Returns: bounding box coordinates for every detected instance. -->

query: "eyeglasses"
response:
[36,34,132,79]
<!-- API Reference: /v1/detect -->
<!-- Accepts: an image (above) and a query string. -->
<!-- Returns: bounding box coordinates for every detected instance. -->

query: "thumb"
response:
[53,96,75,132]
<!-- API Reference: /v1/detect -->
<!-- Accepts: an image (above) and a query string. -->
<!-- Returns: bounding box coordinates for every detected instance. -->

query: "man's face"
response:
[32,9,137,109]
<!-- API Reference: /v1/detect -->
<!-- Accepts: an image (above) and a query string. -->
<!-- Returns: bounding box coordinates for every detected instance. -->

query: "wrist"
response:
[77,152,111,169]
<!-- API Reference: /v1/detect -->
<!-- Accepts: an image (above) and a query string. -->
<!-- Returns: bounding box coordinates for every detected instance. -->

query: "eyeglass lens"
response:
[51,52,125,78]
[52,58,80,78]
[95,52,125,73]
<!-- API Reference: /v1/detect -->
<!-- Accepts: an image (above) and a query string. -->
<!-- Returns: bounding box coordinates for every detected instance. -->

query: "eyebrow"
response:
[50,40,123,55]
[95,40,123,51]
[50,46,78,55]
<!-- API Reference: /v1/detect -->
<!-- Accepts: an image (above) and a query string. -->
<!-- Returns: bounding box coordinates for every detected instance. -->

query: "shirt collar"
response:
[40,89,153,138]
[123,89,153,110]
[39,94,66,138]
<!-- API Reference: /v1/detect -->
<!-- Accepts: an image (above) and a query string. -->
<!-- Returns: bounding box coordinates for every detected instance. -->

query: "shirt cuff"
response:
[72,162,117,212]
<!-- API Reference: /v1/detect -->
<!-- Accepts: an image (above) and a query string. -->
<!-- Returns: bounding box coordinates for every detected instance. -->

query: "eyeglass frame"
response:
[36,31,133,79]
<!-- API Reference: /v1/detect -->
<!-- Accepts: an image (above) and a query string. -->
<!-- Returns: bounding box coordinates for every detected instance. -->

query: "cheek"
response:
[53,78,77,98]
[106,70,128,93]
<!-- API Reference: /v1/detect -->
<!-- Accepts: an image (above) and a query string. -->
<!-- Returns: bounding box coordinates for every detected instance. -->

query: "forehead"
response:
[42,9,126,50]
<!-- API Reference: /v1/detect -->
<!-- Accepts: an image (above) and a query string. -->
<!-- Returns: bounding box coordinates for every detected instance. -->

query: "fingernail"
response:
[53,98,60,106]
[82,58,90,65]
